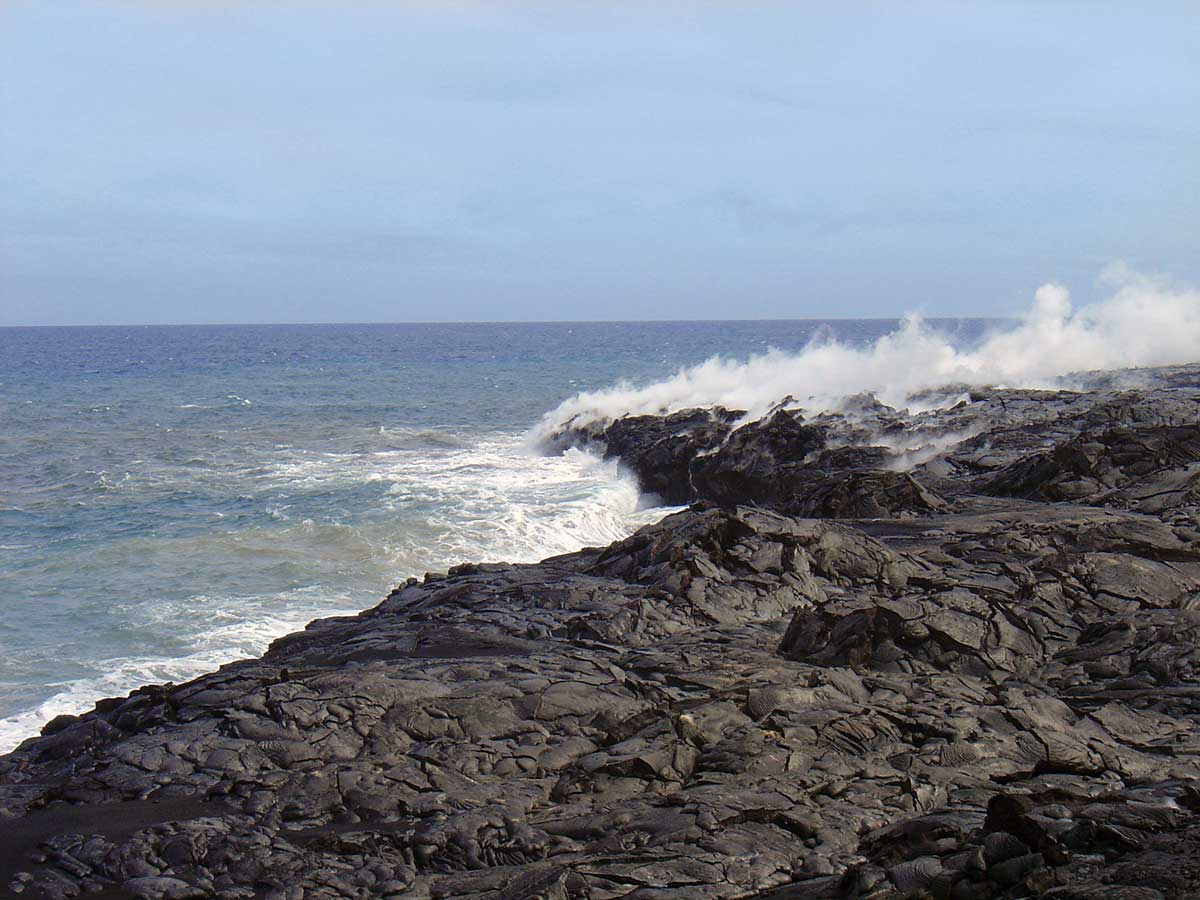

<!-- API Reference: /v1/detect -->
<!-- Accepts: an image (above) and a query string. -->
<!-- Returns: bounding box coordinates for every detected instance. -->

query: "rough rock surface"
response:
[5,365,1200,899]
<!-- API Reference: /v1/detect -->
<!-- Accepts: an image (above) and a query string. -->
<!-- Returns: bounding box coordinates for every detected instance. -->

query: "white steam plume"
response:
[538,271,1200,435]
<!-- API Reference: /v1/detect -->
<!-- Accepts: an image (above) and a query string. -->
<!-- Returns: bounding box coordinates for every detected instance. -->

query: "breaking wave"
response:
[0,438,666,753]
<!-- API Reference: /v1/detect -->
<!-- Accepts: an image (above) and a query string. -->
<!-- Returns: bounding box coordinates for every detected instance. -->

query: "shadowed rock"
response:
[987,424,1200,505]
[6,365,1200,899]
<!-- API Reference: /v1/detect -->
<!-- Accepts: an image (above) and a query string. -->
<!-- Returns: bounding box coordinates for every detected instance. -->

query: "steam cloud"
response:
[539,270,1200,434]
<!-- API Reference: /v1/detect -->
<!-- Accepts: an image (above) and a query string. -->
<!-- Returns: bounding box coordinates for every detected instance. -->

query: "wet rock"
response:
[549,407,739,504]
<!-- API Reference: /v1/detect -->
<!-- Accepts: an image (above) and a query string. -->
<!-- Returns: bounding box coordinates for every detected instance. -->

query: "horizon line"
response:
[0,315,1018,329]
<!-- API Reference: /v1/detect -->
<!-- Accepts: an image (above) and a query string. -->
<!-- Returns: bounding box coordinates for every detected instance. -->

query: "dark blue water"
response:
[0,319,1000,748]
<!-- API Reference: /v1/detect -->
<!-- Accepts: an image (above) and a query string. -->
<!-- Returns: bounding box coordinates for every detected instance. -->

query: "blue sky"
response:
[2,1,1198,325]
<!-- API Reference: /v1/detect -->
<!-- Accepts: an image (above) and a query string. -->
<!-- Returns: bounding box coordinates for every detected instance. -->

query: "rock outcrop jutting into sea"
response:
[5,365,1200,900]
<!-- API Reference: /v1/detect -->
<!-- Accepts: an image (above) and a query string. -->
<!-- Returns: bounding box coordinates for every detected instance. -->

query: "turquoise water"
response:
[0,320,997,748]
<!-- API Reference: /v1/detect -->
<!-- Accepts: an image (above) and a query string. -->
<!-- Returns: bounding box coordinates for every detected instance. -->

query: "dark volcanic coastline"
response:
[5,366,1200,900]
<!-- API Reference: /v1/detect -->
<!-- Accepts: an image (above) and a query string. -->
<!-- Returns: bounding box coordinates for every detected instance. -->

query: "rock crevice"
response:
[6,366,1200,899]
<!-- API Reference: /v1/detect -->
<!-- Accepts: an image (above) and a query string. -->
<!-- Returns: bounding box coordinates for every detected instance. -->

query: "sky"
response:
[2,1,1198,325]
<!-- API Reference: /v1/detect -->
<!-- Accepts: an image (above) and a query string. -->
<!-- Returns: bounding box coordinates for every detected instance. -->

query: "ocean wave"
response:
[0,438,668,752]
[383,445,669,566]
[0,592,363,754]
[376,425,471,450]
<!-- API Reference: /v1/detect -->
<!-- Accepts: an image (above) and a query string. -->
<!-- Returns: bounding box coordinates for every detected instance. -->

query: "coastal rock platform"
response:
[5,366,1200,899]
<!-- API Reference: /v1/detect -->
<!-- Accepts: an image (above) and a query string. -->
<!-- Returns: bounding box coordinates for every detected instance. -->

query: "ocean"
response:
[0,319,1004,750]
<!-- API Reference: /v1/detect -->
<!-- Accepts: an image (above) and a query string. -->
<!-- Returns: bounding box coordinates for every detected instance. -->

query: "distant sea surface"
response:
[0,320,996,750]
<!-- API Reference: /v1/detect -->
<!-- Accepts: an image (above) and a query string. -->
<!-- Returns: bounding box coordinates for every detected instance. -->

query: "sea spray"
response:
[0,313,1129,752]
[538,272,1200,433]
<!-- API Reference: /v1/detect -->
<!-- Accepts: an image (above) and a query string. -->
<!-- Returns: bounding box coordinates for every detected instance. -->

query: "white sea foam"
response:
[538,271,1200,434]
[0,595,363,754]
[393,445,666,565]
[0,437,665,752]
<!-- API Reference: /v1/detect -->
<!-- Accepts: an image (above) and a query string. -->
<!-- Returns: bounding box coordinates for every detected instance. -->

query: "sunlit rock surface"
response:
[5,365,1200,900]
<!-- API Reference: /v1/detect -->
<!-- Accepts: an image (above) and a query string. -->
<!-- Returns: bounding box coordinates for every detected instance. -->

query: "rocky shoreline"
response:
[4,365,1200,900]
